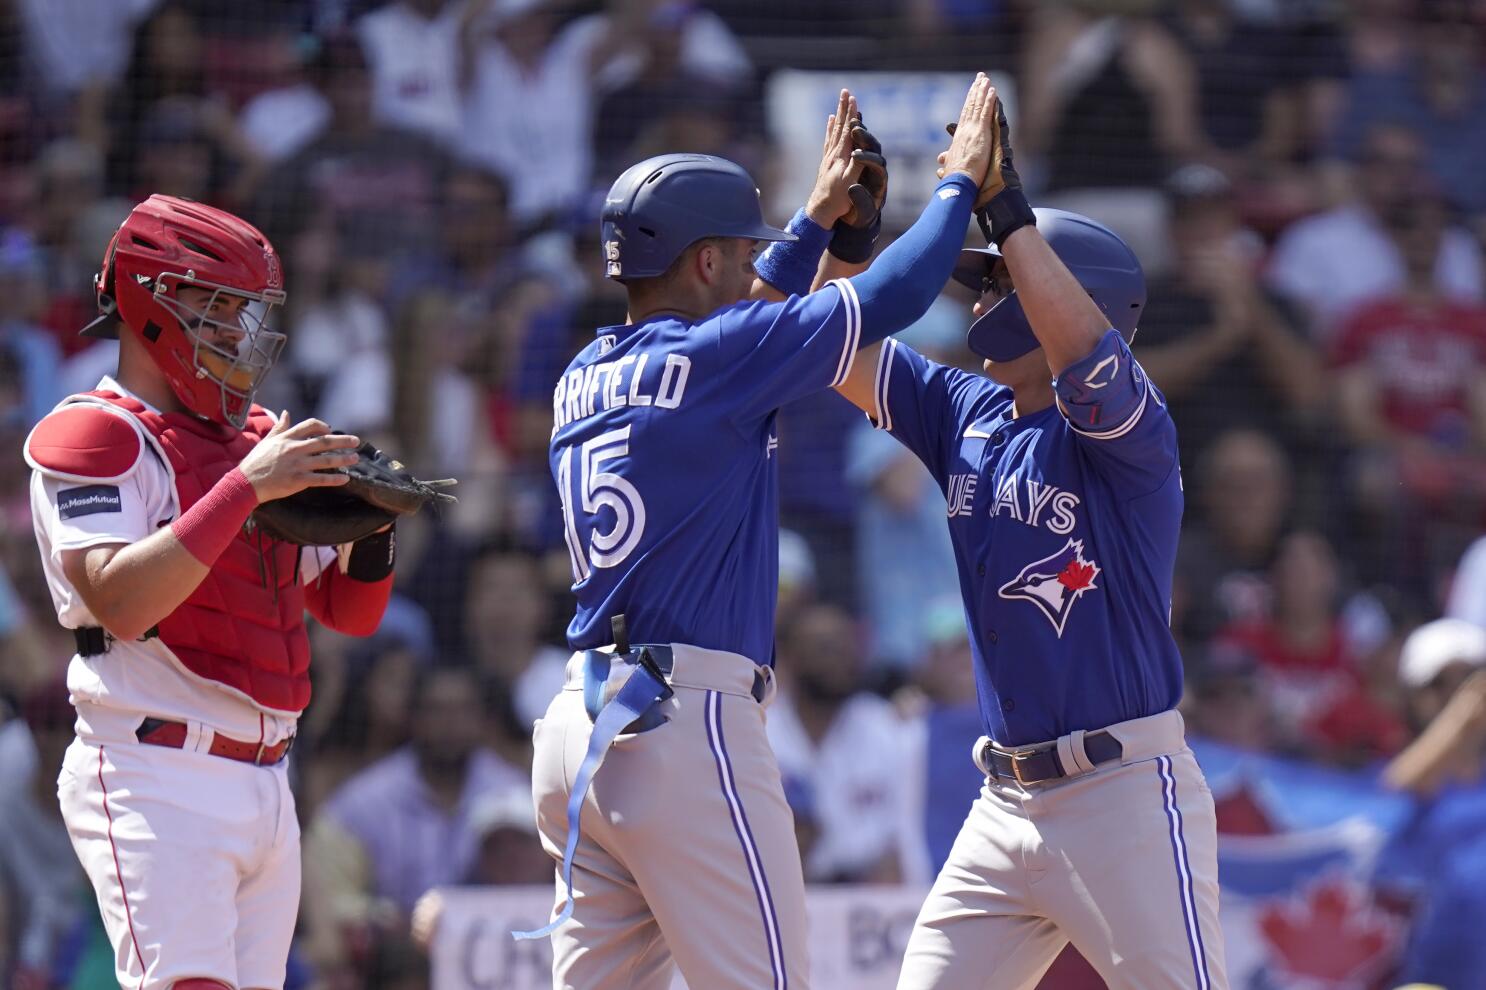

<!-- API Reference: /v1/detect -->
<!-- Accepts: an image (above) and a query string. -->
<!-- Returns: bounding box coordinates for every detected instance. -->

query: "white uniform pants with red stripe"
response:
[57,734,300,990]
[897,710,1229,990]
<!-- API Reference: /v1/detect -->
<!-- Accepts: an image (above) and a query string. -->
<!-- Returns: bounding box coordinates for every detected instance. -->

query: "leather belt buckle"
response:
[1010,749,1041,786]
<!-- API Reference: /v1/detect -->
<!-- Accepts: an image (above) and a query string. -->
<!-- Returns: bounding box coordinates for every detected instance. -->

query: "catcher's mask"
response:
[952,208,1145,363]
[83,195,287,429]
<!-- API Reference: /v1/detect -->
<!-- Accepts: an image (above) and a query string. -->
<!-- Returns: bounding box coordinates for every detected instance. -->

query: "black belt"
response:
[979,730,1123,786]
[73,625,159,657]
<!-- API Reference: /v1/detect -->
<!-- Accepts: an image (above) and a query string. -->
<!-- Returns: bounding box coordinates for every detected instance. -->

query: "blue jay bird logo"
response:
[998,538,1101,637]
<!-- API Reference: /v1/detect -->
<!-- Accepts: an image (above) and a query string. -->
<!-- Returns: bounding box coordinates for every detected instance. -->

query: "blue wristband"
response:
[754,209,831,298]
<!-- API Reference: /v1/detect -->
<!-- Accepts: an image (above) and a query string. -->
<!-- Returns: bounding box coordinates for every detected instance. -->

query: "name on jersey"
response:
[551,352,692,431]
[947,472,1081,535]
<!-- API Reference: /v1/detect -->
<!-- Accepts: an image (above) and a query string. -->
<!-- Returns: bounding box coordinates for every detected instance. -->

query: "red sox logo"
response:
[998,538,1100,637]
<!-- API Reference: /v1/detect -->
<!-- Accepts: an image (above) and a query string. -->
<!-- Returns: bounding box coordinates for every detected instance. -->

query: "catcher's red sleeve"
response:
[305,565,392,637]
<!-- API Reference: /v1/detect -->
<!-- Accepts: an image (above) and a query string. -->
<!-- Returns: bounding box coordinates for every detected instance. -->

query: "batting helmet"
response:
[83,195,287,429]
[952,208,1145,362]
[600,154,794,280]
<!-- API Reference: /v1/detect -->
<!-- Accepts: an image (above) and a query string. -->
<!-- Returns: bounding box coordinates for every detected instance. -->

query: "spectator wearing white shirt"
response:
[766,603,908,883]
[1266,123,1483,343]
[356,0,467,147]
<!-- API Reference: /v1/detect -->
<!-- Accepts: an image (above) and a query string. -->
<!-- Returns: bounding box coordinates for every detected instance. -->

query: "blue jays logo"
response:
[998,538,1100,637]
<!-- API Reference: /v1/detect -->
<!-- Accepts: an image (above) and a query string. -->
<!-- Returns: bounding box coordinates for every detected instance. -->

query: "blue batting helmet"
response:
[952,208,1146,362]
[600,154,795,280]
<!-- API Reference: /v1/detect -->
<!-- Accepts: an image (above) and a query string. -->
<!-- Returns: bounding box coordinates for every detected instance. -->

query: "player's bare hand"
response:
[939,74,1000,200]
[804,89,866,228]
[238,411,360,502]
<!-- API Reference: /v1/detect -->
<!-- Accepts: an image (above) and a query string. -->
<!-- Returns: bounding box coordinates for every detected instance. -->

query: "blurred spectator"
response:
[1267,122,1483,342]
[843,296,965,681]
[16,0,159,100]
[1137,163,1321,471]
[89,2,265,205]
[1449,535,1486,629]
[464,787,548,885]
[1161,0,1298,168]
[459,537,567,728]
[767,603,907,883]
[1180,639,1275,752]
[1215,531,1407,765]
[269,217,389,415]
[1330,193,1486,593]
[592,0,757,178]
[26,140,116,357]
[1327,0,1486,224]
[460,0,609,227]
[302,666,526,976]
[1018,0,1204,261]
[317,292,505,532]
[237,30,334,164]
[356,0,468,147]
[0,683,92,989]
[251,31,451,263]
[894,599,983,885]
[0,231,63,426]
[1379,619,1486,987]
[776,527,818,629]
[1176,428,1294,643]
[300,643,425,811]
[846,422,958,684]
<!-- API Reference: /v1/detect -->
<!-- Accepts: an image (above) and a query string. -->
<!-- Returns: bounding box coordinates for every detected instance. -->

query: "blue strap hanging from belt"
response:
[512,619,672,941]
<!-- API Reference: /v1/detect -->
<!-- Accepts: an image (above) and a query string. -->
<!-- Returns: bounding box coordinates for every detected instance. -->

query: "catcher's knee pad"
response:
[170,980,235,990]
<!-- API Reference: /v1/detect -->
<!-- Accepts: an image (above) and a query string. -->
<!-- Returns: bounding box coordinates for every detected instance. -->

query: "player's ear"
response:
[693,241,721,286]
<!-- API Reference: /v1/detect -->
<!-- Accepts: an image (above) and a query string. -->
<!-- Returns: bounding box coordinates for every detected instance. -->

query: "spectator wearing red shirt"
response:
[1216,531,1407,765]
[1331,193,1486,593]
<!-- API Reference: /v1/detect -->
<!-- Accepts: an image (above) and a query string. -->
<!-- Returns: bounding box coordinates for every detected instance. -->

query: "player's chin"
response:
[980,350,1043,386]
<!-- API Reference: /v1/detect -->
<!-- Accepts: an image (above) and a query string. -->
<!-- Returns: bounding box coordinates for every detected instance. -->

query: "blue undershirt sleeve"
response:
[848,173,976,346]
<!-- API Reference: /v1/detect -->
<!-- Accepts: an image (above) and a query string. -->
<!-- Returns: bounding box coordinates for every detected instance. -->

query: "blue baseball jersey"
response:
[867,329,1184,745]
[550,280,863,665]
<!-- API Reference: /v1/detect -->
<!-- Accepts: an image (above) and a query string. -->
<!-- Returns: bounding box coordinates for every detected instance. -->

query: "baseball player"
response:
[24,195,398,990]
[517,79,1000,989]
[834,111,1229,987]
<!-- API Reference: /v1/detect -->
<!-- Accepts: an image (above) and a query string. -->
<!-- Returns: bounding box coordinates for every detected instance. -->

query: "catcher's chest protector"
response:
[83,391,312,713]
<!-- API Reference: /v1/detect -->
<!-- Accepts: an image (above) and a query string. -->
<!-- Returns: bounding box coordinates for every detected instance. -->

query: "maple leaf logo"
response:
[1258,877,1399,985]
[1057,560,1097,591]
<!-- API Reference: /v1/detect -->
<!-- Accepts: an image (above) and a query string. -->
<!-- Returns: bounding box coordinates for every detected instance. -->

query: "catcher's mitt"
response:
[251,441,457,546]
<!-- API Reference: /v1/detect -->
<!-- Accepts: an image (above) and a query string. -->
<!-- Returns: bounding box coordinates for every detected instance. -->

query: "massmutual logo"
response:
[57,484,122,520]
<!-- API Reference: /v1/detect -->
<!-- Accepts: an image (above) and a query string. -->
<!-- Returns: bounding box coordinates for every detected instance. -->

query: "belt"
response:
[135,717,294,767]
[979,730,1123,786]
[583,645,767,730]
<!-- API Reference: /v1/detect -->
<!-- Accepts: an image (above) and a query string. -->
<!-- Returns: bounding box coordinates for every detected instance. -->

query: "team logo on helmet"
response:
[998,538,1100,637]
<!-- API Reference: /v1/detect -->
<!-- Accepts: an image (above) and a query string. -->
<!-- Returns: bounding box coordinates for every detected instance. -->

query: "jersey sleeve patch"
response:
[24,404,145,483]
[57,484,124,519]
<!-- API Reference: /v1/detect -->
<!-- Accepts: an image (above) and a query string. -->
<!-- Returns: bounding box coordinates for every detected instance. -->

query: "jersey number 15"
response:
[556,425,647,582]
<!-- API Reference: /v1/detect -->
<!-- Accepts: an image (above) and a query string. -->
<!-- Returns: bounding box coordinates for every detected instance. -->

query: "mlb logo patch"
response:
[58,484,122,519]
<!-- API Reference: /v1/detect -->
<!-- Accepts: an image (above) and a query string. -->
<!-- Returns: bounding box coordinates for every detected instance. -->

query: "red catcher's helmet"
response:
[83,195,287,429]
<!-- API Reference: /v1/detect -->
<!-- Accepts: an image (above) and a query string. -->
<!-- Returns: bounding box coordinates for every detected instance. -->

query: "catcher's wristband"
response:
[754,209,831,297]
[978,187,1036,249]
[172,468,259,566]
[829,210,881,265]
[344,525,396,582]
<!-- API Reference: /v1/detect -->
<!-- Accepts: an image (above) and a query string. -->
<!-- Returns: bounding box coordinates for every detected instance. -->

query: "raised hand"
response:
[804,89,866,229]
[939,74,999,198]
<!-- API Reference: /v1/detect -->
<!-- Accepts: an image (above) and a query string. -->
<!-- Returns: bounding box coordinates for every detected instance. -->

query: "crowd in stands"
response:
[2,0,1486,986]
